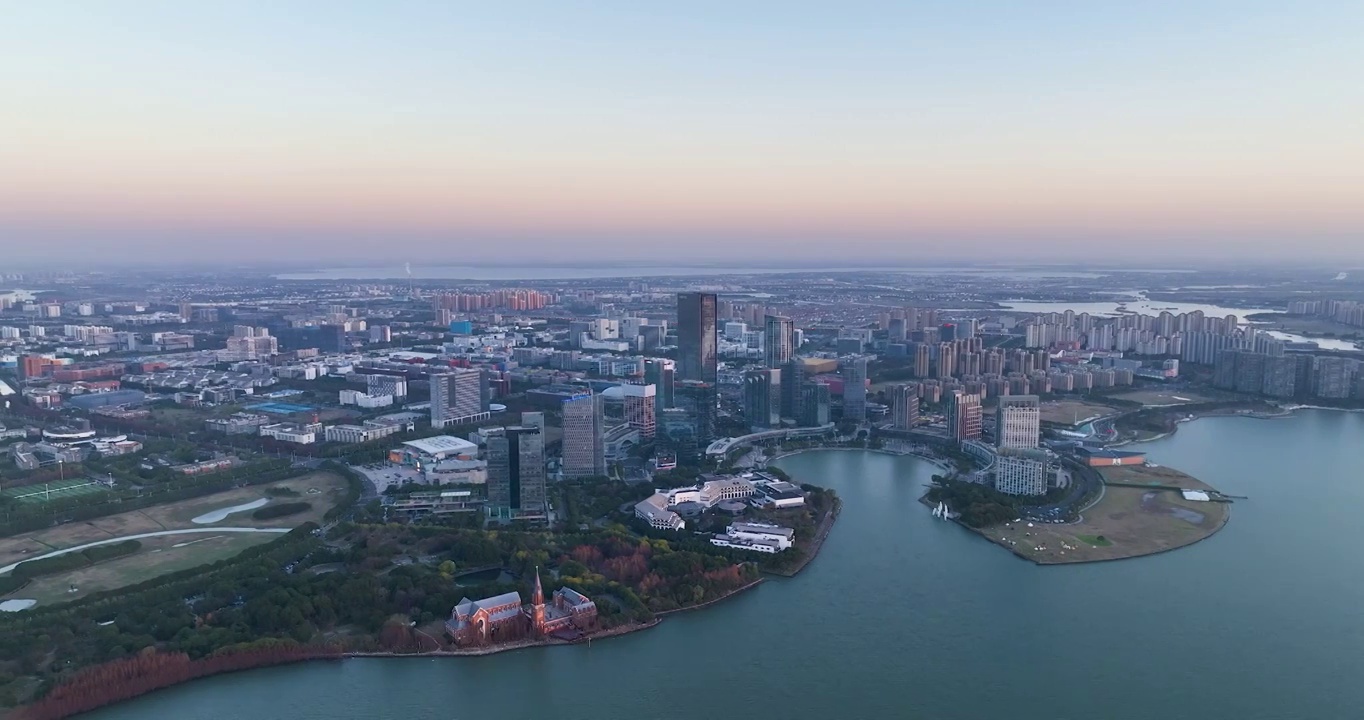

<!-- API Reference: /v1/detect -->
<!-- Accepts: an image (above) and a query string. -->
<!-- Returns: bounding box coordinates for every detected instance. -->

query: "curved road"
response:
[0,527,291,575]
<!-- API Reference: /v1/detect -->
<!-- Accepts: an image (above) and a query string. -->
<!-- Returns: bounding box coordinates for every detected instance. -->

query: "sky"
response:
[2,1,1363,267]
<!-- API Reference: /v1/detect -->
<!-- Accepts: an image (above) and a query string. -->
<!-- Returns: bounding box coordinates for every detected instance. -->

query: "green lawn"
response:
[1075,534,1113,547]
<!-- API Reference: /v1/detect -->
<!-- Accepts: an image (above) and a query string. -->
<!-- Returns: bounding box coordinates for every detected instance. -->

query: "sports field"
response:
[246,401,316,414]
[1,477,110,505]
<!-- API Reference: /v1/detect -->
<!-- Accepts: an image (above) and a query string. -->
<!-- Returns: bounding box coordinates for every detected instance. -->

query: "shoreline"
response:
[927,407,1253,566]
[12,575,772,718]
[764,496,842,578]
[1111,401,1362,447]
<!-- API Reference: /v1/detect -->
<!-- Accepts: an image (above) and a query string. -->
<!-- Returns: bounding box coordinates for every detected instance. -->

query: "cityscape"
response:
[0,263,1363,718]
[4,2,1364,719]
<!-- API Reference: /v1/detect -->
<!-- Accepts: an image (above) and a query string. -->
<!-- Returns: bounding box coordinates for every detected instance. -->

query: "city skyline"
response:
[5,2,1364,265]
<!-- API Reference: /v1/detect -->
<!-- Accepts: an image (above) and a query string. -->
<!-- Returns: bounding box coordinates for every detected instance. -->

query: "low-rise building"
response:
[205,412,273,435]
[391,435,479,465]
[634,493,685,530]
[259,422,323,445]
[711,522,795,553]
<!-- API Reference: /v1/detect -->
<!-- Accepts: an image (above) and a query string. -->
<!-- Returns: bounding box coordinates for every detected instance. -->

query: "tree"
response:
[438,560,456,578]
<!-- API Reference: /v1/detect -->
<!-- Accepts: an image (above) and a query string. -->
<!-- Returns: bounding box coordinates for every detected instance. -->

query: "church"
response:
[446,569,598,646]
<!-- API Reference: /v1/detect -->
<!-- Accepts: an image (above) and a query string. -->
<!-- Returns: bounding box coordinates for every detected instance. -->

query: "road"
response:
[0,527,291,575]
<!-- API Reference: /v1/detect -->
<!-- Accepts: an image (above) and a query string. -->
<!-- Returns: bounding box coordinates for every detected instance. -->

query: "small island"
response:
[918,392,1239,565]
[965,461,1230,564]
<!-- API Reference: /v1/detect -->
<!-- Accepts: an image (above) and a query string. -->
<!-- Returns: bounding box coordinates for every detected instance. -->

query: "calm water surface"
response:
[87,410,1364,720]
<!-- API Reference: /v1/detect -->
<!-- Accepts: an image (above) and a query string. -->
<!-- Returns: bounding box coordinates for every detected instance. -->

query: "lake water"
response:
[1000,295,1281,323]
[85,410,1364,720]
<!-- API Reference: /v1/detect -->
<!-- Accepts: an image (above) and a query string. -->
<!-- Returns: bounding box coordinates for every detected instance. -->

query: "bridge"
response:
[705,424,837,457]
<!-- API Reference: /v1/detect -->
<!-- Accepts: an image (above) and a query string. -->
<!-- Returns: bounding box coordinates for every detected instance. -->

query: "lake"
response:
[85,410,1364,720]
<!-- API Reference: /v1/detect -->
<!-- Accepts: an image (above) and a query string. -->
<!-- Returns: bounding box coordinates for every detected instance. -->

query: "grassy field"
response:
[1038,400,1114,426]
[0,470,345,605]
[0,477,111,505]
[1108,389,1217,407]
[983,464,1228,564]
[16,533,274,605]
[1099,463,1207,489]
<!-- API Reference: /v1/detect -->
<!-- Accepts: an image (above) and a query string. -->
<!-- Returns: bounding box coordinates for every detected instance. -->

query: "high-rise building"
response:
[319,324,347,353]
[842,356,869,422]
[890,384,920,430]
[621,383,657,439]
[1234,352,1267,395]
[763,315,795,370]
[1262,355,1298,399]
[675,380,717,446]
[560,393,605,479]
[913,343,931,378]
[936,342,956,380]
[994,448,1051,496]
[677,292,717,384]
[744,369,781,429]
[948,391,983,442]
[430,368,487,428]
[487,426,547,519]
[1313,357,1357,399]
[801,382,831,427]
[782,357,806,419]
[643,358,675,409]
[995,395,1040,449]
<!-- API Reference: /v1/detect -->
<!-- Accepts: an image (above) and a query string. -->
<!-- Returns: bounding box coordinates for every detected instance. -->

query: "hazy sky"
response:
[3,1,1362,266]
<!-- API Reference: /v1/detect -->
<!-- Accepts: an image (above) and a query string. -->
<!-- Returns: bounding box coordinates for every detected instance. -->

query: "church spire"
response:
[532,566,544,606]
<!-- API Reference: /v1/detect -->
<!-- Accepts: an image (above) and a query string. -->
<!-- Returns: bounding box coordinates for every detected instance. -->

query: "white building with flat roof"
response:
[400,435,478,460]
[711,521,795,553]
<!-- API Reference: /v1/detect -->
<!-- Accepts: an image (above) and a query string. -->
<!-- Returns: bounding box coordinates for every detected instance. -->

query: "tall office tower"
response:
[782,357,806,419]
[763,315,795,369]
[888,317,907,342]
[560,392,605,479]
[486,426,547,519]
[677,292,718,384]
[958,318,977,340]
[996,395,1041,449]
[675,380,717,447]
[904,307,919,331]
[940,323,957,342]
[644,358,675,409]
[743,369,781,429]
[947,391,983,442]
[320,324,347,353]
[621,383,657,439]
[801,381,831,427]
[890,384,920,430]
[430,368,487,428]
[842,355,869,422]
[914,343,931,378]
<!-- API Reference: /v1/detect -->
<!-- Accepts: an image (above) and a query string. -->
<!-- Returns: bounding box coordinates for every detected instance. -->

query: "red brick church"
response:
[446,569,597,646]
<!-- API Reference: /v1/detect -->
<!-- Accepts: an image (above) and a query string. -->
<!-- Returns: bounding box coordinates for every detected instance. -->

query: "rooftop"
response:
[402,435,478,456]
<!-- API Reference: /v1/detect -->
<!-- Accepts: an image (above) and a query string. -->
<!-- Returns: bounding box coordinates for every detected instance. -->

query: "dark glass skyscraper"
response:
[677,292,717,384]
[763,314,794,369]
[486,425,547,521]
